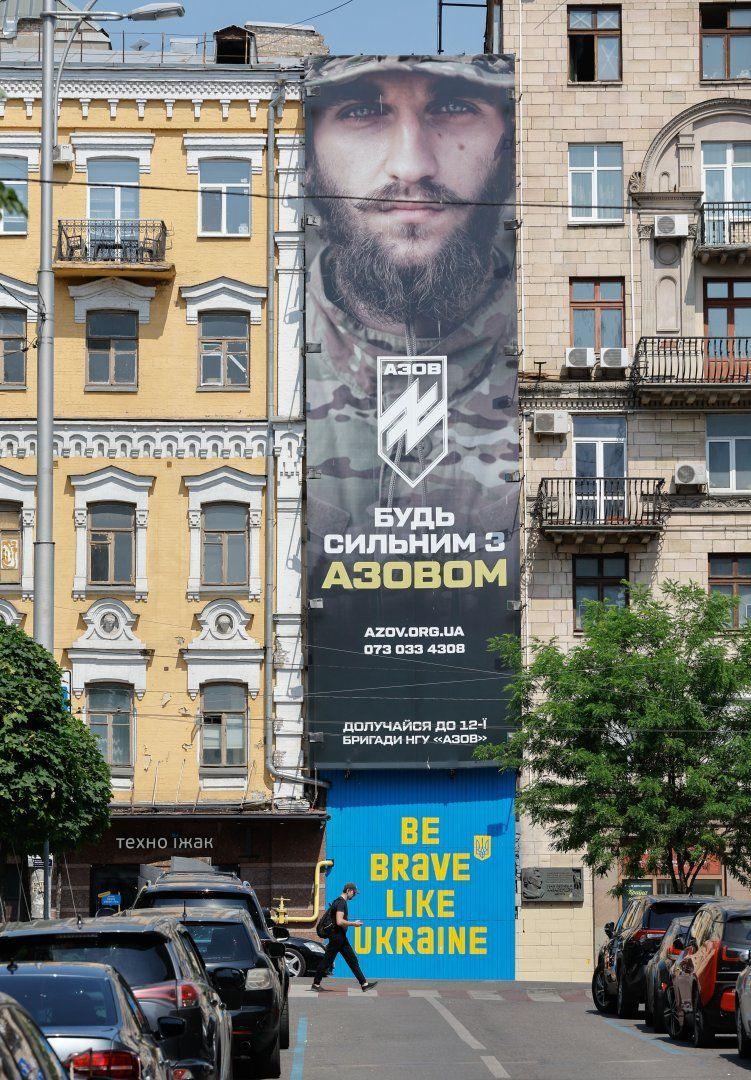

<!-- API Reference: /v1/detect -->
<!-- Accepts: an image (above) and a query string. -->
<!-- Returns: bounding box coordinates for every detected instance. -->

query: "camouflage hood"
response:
[304,53,515,96]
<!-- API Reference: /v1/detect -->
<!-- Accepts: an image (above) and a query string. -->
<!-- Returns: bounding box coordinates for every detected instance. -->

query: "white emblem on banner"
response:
[377,356,448,488]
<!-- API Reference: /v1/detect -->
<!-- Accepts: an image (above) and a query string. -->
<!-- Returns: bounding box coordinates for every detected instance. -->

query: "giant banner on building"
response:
[304,55,519,767]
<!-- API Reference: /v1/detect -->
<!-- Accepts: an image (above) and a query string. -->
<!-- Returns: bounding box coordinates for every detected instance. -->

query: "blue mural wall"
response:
[323,768,516,981]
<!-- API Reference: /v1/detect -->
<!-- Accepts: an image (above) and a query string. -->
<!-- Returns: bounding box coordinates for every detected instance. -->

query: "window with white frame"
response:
[0,311,25,386]
[0,157,28,235]
[86,311,138,388]
[87,683,133,767]
[199,313,249,388]
[707,414,751,491]
[199,160,250,236]
[569,144,623,221]
[573,415,627,522]
[87,158,140,257]
[201,682,247,767]
[184,468,264,602]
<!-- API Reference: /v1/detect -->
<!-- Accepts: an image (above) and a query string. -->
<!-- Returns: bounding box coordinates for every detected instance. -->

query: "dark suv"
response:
[0,914,232,1079]
[592,894,712,1018]
[669,899,751,1046]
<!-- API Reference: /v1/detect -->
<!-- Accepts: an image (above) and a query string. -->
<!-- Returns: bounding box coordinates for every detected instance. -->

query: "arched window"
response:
[201,682,247,767]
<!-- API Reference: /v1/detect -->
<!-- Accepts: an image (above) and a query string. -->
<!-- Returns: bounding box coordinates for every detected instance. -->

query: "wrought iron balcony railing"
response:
[56,219,168,265]
[698,202,751,248]
[633,337,751,385]
[534,477,668,531]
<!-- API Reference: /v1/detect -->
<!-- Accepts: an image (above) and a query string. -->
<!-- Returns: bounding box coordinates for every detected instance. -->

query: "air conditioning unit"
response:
[534,411,570,436]
[52,144,74,166]
[674,461,708,487]
[600,347,630,370]
[654,214,690,239]
[565,347,596,369]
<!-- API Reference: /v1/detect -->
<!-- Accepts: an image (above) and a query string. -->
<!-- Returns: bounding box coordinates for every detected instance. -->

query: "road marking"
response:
[481,1055,510,1078]
[527,990,563,1002]
[469,991,505,1002]
[347,986,378,996]
[411,990,486,1051]
[290,1015,308,1080]
[600,1018,689,1055]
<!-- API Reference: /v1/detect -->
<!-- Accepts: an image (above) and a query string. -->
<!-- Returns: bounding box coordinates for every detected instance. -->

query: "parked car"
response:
[0,990,68,1080]
[592,894,711,1018]
[0,961,175,1079]
[177,906,285,1079]
[0,915,232,1079]
[643,916,695,1031]
[668,899,751,1047]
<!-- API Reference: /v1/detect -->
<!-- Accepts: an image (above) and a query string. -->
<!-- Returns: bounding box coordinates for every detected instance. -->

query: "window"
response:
[573,554,628,629]
[0,157,28,235]
[86,311,138,388]
[199,160,250,236]
[573,415,627,521]
[199,313,249,388]
[707,414,751,491]
[701,4,751,79]
[201,503,248,586]
[87,683,133,767]
[704,279,751,361]
[88,502,135,585]
[569,144,623,222]
[570,279,624,349]
[657,878,723,897]
[87,159,139,257]
[0,504,21,585]
[201,682,247,767]
[0,311,25,386]
[709,554,751,628]
[568,6,621,82]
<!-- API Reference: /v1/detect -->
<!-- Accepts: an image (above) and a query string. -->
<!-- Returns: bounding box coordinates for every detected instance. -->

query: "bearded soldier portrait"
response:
[304,55,519,768]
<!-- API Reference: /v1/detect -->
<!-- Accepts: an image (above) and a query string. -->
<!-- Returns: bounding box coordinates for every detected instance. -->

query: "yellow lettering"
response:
[437,890,455,918]
[412,852,429,881]
[448,926,466,953]
[354,926,371,954]
[470,927,488,955]
[321,561,352,589]
[396,926,416,954]
[392,853,409,881]
[383,561,411,588]
[475,558,507,587]
[370,853,388,881]
[415,890,434,917]
[417,926,433,955]
[413,562,441,588]
[353,561,380,589]
[401,817,419,845]
[375,926,394,954]
[431,853,451,881]
[385,889,403,918]
[453,853,471,881]
[423,818,440,845]
[444,560,472,587]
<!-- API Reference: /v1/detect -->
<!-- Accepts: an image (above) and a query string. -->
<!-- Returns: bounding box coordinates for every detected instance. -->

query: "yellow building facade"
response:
[0,21,325,916]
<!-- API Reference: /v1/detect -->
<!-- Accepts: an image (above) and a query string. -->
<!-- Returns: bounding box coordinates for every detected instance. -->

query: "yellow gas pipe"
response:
[268,859,333,926]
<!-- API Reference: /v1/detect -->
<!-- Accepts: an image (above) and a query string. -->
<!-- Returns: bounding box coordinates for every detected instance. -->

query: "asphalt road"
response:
[282,979,751,1080]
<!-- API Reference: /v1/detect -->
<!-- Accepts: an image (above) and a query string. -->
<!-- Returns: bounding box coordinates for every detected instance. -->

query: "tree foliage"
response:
[0,623,111,901]
[476,582,751,893]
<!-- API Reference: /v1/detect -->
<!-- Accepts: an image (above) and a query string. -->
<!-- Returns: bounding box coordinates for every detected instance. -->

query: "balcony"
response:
[633,337,751,404]
[534,477,669,543]
[696,202,751,263]
[54,219,173,280]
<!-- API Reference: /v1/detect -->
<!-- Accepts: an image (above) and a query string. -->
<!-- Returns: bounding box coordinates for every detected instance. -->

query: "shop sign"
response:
[521,867,584,903]
[100,892,121,908]
[115,835,214,851]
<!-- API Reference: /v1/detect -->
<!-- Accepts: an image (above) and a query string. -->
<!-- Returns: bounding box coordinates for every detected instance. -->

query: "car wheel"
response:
[249,1036,281,1079]
[616,974,639,1019]
[737,999,751,1059]
[692,989,715,1048]
[644,979,654,1027]
[591,968,614,1014]
[279,996,290,1050]
[284,947,306,979]
[665,987,684,1040]
[652,988,665,1034]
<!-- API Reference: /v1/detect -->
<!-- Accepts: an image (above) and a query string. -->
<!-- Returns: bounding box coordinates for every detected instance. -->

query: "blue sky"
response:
[129,0,486,58]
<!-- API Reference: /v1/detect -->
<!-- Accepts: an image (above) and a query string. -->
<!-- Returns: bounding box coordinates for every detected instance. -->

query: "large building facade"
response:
[501,0,751,980]
[0,18,329,917]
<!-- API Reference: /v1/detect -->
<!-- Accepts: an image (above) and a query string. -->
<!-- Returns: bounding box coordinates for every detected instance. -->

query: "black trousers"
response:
[312,933,366,986]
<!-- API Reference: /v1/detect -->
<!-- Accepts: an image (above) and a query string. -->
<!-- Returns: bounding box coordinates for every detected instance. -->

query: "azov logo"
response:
[377,356,448,488]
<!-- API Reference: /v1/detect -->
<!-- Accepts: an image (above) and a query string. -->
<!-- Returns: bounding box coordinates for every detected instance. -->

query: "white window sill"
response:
[568,219,625,227]
[197,232,251,239]
[0,384,26,391]
[568,81,623,88]
[197,385,250,392]
[73,585,147,601]
[707,489,751,496]
[85,384,138,393]
[0,232,28,238]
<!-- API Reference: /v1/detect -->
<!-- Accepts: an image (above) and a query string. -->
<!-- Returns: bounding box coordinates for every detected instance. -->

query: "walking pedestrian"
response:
[310,883,378,992]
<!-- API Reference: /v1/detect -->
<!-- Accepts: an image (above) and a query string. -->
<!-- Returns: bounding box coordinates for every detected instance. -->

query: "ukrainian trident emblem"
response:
[473,835,492,861]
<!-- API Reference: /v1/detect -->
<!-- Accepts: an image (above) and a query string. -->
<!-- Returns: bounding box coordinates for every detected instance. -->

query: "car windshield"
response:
[142,893,266,935]
[647,904,702,931]
[725,918,751,945]
[0,935,174,989]
[184,922,258,964]
[0,975,117,1028]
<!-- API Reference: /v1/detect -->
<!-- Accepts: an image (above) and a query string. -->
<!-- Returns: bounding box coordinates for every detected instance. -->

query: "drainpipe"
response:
[264,83,328,801]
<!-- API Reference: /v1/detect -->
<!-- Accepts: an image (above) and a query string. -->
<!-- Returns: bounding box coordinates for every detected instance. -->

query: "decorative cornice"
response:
[0,273,38,321]
[0,76,303,106]
[668,493,751,512]
[520,380,632,412]
[641,97,751,187]
[179,277,266,324]
[70,131,154,173]
[183,134,266,174]
[68,278,156,325]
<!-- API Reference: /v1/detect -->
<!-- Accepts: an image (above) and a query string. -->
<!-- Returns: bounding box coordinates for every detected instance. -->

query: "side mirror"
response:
[158,1016,187,1039]
[262,939,286,959]
[604,922,615,939]
[272,925,290,941]
[211,966,245,990]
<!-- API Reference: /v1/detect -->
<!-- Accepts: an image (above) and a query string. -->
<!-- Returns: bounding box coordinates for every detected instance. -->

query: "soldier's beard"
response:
[311,166,503,330]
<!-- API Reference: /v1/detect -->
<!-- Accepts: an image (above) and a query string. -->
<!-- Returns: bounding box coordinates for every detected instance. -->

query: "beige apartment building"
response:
[499,0,751,980]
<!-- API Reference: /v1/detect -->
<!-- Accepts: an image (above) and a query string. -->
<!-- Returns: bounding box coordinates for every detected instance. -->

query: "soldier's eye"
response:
[428,98,480,116]
[337,102,385,121]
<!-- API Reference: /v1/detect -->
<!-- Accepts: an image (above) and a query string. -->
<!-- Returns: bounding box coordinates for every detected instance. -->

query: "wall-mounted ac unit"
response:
[674,461,707,487]
[52,144,74,166]
[654,214,690,239]
[565,347,596,369]
[600,347,630,369]
[534,411,570,436]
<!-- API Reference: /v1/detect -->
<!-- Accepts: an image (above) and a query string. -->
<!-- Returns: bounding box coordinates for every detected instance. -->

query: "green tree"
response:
[0,182,26,222]
[0,623,111,916]
[476,582,751,893]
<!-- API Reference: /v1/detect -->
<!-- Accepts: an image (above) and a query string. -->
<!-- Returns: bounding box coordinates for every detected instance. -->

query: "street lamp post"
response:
[34,0,183,920]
